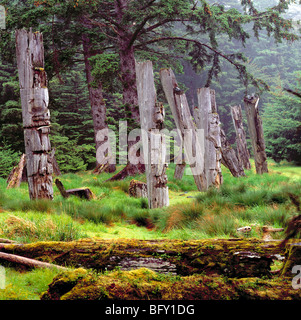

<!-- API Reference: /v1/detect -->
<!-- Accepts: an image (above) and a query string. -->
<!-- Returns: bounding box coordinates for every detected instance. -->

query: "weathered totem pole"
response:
[243,95,268,174]
[136,61,169,208]
[15,29,53,200]
[195,88,222,189]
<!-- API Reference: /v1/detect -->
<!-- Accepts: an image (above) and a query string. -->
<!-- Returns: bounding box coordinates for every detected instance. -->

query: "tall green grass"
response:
[0,161,300,241]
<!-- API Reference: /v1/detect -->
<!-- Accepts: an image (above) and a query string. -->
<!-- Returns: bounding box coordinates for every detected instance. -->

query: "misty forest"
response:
[0,0,301,302]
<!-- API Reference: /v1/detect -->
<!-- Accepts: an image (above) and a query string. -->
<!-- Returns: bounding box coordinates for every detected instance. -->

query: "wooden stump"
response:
[15,29,53,200]
[243,95,268,174]
[231,105,251,170]
[129,180,148,198]
[136,61,169,208]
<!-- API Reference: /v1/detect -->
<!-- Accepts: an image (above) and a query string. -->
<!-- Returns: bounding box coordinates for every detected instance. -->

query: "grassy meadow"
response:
[0,159,300,299]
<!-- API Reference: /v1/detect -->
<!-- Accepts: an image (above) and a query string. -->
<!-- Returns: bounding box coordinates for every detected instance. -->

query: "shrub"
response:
[0,145,20,178]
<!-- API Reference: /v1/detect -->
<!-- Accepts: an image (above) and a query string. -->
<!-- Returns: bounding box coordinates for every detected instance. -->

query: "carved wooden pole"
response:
[231,105,251,170]
[243,95,268,174]
[195,88,222,189]
[136,61,169,208]
[15,29,53,200]
[160,68,205,191]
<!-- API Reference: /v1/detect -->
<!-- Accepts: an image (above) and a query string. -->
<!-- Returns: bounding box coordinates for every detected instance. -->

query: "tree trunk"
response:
[230,105,251,170]
[114,0,140,124]
[195,88,222,189]
[220,129,245,177]
[81,25,116,173]
[15,29,53,200]
[243,96,268,174]
[160,68,205,191]
[107,1,146,180]
[136,61,169,208]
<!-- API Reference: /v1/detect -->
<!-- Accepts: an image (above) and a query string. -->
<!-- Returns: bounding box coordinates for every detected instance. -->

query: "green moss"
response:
[41,267,301,300]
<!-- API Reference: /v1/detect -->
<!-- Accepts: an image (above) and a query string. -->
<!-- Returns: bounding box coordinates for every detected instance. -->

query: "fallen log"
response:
[0,238,288,277]
[0,238,17,244]
[0,252,67,270]
[55,179,94,200]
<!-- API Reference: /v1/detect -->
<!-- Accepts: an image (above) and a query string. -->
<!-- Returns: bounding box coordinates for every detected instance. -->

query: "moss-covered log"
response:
[41,267,301,300]
[0,238,288,277]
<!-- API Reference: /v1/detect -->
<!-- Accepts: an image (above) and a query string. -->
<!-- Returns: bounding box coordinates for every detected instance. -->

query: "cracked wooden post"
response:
[195,88,222,189]
[231,105,251,170]
[136,61,169,208]
[160,68,205,191]
[243,95,268,174]
[15,29,53,200]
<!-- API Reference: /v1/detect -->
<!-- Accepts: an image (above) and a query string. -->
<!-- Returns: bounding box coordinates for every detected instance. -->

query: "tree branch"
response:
[134,36,242,71]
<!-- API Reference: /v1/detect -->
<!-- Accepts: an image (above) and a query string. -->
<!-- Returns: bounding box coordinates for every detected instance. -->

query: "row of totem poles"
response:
[11,29,268,209]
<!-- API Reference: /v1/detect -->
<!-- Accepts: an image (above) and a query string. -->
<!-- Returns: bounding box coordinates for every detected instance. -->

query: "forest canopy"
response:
[0,0,300,178]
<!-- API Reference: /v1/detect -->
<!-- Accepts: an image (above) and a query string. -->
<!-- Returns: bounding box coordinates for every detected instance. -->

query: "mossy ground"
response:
[40,267,301,300]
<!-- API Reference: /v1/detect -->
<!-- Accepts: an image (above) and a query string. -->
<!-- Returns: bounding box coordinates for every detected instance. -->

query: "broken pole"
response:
[136,61,169,208]
[15,29,53,200]
[243,95,268,174]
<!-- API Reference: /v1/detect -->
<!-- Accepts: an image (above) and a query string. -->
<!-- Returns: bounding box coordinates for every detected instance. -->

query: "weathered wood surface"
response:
[15,29,53,200]
[220,129,245,177]
[55,179,93,200]
[160,68,205,191]
[231,105,251,170]
[195,88,222,189]
[128,180,147,198]
[136,61,169,208]
[243,95,268,174]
